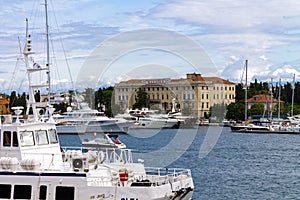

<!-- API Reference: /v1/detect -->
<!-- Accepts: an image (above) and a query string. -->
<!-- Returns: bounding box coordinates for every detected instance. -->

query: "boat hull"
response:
[0,171,193,200]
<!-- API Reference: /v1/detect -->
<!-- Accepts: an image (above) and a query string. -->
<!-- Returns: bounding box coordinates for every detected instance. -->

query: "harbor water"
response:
[59,126,300,199]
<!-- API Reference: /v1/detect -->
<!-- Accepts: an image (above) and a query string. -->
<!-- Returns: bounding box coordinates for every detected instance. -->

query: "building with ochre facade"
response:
[114,73,235,118]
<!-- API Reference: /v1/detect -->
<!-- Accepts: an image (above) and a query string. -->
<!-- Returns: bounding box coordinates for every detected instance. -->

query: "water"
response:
[58,127,300,199]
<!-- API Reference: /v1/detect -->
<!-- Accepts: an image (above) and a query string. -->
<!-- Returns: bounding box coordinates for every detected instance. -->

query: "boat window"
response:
[0,184,11,198]
[3,131,11,146]
[35,130,49,145]
[55,186,75,200]
[13,185,32,199]
[13,131,18,147]
[39,185,47,200]
[49,129,58,144]
[20,131,35,146]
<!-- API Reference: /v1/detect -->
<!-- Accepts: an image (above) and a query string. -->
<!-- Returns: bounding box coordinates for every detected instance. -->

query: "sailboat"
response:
[230,60,270,132]
[0,1,194,199]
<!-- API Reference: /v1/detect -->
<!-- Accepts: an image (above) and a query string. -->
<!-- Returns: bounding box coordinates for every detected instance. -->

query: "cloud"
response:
[150,0,300,31]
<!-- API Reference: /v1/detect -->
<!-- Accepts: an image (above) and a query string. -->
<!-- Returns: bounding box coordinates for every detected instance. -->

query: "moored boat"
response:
[0,1,194,199]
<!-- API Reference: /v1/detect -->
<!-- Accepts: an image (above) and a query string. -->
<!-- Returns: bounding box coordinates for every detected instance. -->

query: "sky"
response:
[1,0,300,93]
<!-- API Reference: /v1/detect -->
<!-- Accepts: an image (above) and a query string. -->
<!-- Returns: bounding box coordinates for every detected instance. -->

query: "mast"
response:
[45,0,51,104]
[278,78,281,119]
[291,74,295,117]
[24,19,39,121]
[270,78,273,120]
[245,60,248,121]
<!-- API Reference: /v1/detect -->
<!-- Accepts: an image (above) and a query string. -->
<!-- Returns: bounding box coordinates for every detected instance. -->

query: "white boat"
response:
[116,108,179,129]
[54,103,132,134]
[82,133,126,149]
[0,1,194,199]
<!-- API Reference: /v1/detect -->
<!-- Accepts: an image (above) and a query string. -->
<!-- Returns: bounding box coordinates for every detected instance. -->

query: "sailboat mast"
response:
[45,0,51,104]
[245,60,248,121]
[291,74,295,116]
[278,78,281,119]
[270,78,273,119]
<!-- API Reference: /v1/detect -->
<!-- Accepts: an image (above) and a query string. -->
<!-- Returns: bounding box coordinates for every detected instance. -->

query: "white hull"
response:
[131,119,178,129]
[56,121,132,134]
[0,159,193,200]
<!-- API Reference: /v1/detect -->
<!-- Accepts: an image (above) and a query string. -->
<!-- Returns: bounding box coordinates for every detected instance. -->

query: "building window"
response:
[225,87,227,90]
[207,102,209,108]
[157,87,159,91]
[192,94,195,99]
[201,93,204,99]
[167,94,169,100]
[206,93,209,99]
[202,103,204,109]
[183,94,186,100]
[157,94,159,99]
[162,95,164,100]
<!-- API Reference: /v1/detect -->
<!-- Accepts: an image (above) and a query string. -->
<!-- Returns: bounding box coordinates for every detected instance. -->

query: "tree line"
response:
[223,79,300,121]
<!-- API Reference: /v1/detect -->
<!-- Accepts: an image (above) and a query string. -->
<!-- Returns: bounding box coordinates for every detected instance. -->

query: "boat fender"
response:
[119,168,128,186]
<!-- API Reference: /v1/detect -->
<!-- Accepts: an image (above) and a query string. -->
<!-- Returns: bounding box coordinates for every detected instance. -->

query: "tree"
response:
[248,103,264,116]
[210,103,227,121]
[102,87,114,117]
[226,102,245,121]
[132,88,148,109]
[9,91,17,109]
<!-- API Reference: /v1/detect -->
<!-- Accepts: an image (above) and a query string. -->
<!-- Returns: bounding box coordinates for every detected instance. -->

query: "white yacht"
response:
[116,108,179,129]
[54,103,132,134]
[81,133,126,149]
[0,2,194,199]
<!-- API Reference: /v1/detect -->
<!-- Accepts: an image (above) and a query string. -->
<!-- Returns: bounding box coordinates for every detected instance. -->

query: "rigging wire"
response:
[50,0,76,95]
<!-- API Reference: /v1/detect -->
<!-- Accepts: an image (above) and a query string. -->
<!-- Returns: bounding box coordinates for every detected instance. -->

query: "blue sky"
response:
[1,0,300,93]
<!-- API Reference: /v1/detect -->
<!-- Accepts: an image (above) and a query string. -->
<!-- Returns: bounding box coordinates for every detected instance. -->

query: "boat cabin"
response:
[0,120,63,171]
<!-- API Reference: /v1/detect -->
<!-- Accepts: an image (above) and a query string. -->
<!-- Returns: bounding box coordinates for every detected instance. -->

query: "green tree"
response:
[102,87,114,117]
[9,91,17,109]
[248,103,264,116]
[210,103,227,121]
[132,88,148,109]
[226,102,245,121]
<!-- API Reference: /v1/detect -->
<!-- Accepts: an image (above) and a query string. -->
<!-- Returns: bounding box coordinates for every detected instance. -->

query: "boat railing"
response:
[61,146,133,164]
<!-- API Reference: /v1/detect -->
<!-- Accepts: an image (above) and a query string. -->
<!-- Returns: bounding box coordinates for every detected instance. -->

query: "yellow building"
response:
[0,97,10,114]
[114,73,235,118]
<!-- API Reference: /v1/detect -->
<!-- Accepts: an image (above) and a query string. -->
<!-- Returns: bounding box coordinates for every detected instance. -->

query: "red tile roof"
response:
[247,94,282,103]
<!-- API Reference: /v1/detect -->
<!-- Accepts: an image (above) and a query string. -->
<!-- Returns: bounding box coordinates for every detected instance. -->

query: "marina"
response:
[60,127,300,199]
[0,2,194,199]
[1,0,300,199]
